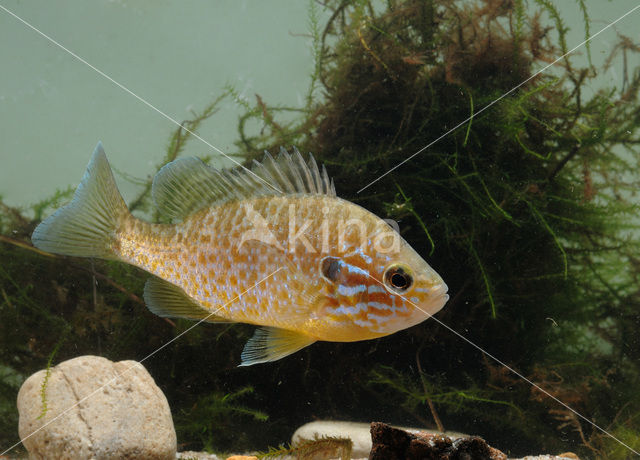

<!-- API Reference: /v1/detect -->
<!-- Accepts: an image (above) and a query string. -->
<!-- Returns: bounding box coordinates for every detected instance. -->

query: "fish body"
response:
[32,143,448,365]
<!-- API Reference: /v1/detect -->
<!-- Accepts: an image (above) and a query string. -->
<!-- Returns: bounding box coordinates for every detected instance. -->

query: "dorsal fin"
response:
[152,148,336,222]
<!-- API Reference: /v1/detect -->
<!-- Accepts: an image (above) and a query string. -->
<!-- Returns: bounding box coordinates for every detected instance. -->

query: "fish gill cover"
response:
[1,0,640,457]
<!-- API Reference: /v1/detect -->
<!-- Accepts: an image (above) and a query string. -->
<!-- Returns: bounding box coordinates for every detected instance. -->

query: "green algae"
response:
[257,435,352,460]
[37,327,69,420]
[175,386,268,453]
[1,0,639,458]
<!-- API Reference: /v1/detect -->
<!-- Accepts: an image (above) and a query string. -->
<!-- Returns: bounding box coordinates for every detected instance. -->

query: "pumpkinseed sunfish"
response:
[32,142,448,365]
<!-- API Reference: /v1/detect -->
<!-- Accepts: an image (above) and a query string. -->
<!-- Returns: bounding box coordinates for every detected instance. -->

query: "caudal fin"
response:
[31,142,129,259]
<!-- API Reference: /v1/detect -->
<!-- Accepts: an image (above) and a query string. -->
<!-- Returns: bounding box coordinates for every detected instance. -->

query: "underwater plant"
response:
[230,0,640,456]
[174,386,268,453]
[257,435,353,460]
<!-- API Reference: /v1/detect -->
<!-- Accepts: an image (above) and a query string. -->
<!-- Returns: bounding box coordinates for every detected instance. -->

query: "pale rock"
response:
[291,420,467,459]
[18,355,176,459]
[514,457,580,460]
[176,452,222,459]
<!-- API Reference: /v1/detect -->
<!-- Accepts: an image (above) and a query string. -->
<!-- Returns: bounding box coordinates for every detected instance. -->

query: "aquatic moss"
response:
[174,386,268,453]
[37,328,69,420]
[256,435,352,460]
[0,364,24,454]
[232,0,640,456]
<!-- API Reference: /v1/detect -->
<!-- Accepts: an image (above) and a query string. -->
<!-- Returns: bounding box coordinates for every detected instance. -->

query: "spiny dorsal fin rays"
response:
[260,147,336,196]
[152,148,336,222]
[282,147,307,193]
[153,157,270,221]
[324,166,335,196]
[307,154,322,195]
[253,150,297,194]
[293,147,317,194]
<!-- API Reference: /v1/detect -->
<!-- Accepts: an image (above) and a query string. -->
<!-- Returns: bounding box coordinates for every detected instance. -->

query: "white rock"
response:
[292,420,467,459]
[176,452,222,459]
[513,457,580,460]
[18,355,176,459]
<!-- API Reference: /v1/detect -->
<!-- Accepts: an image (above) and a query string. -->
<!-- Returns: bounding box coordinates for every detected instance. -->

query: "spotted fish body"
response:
[32,143,448,365]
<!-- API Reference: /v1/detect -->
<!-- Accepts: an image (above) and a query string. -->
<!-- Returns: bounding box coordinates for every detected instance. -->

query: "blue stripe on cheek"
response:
[345,264,369,277]
[353,319,373,328]
[337,284,366,296]
[367,313,391,324]
[368,301,392,311]
[332,302,368,316]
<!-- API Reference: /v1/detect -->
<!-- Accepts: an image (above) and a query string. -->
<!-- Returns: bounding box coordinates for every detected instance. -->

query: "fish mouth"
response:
[431,281,448,297]
[421,281,449,314]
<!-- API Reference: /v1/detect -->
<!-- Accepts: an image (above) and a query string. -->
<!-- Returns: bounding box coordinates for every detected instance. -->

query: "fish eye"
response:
[383,264,413,294]
[320,256,342,282]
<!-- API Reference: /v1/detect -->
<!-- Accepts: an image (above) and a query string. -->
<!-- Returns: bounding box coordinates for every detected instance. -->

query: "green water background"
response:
[0,0,638,208]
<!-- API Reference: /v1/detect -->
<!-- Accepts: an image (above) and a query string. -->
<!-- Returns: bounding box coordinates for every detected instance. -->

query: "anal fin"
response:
[143,277,229,323]
[239,327,316,366]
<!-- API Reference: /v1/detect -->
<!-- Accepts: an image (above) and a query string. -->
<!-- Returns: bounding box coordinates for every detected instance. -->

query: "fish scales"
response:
[31,143,449,365]
[115,195,383,334]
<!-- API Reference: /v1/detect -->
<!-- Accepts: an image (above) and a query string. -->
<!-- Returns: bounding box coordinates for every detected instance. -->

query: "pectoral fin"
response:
[143,277,229,323]
[239,327,316,366]
[280,256,327,310]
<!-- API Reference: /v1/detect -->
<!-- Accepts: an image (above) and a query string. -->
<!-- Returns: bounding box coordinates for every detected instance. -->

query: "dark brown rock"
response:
[369,422,507,460]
